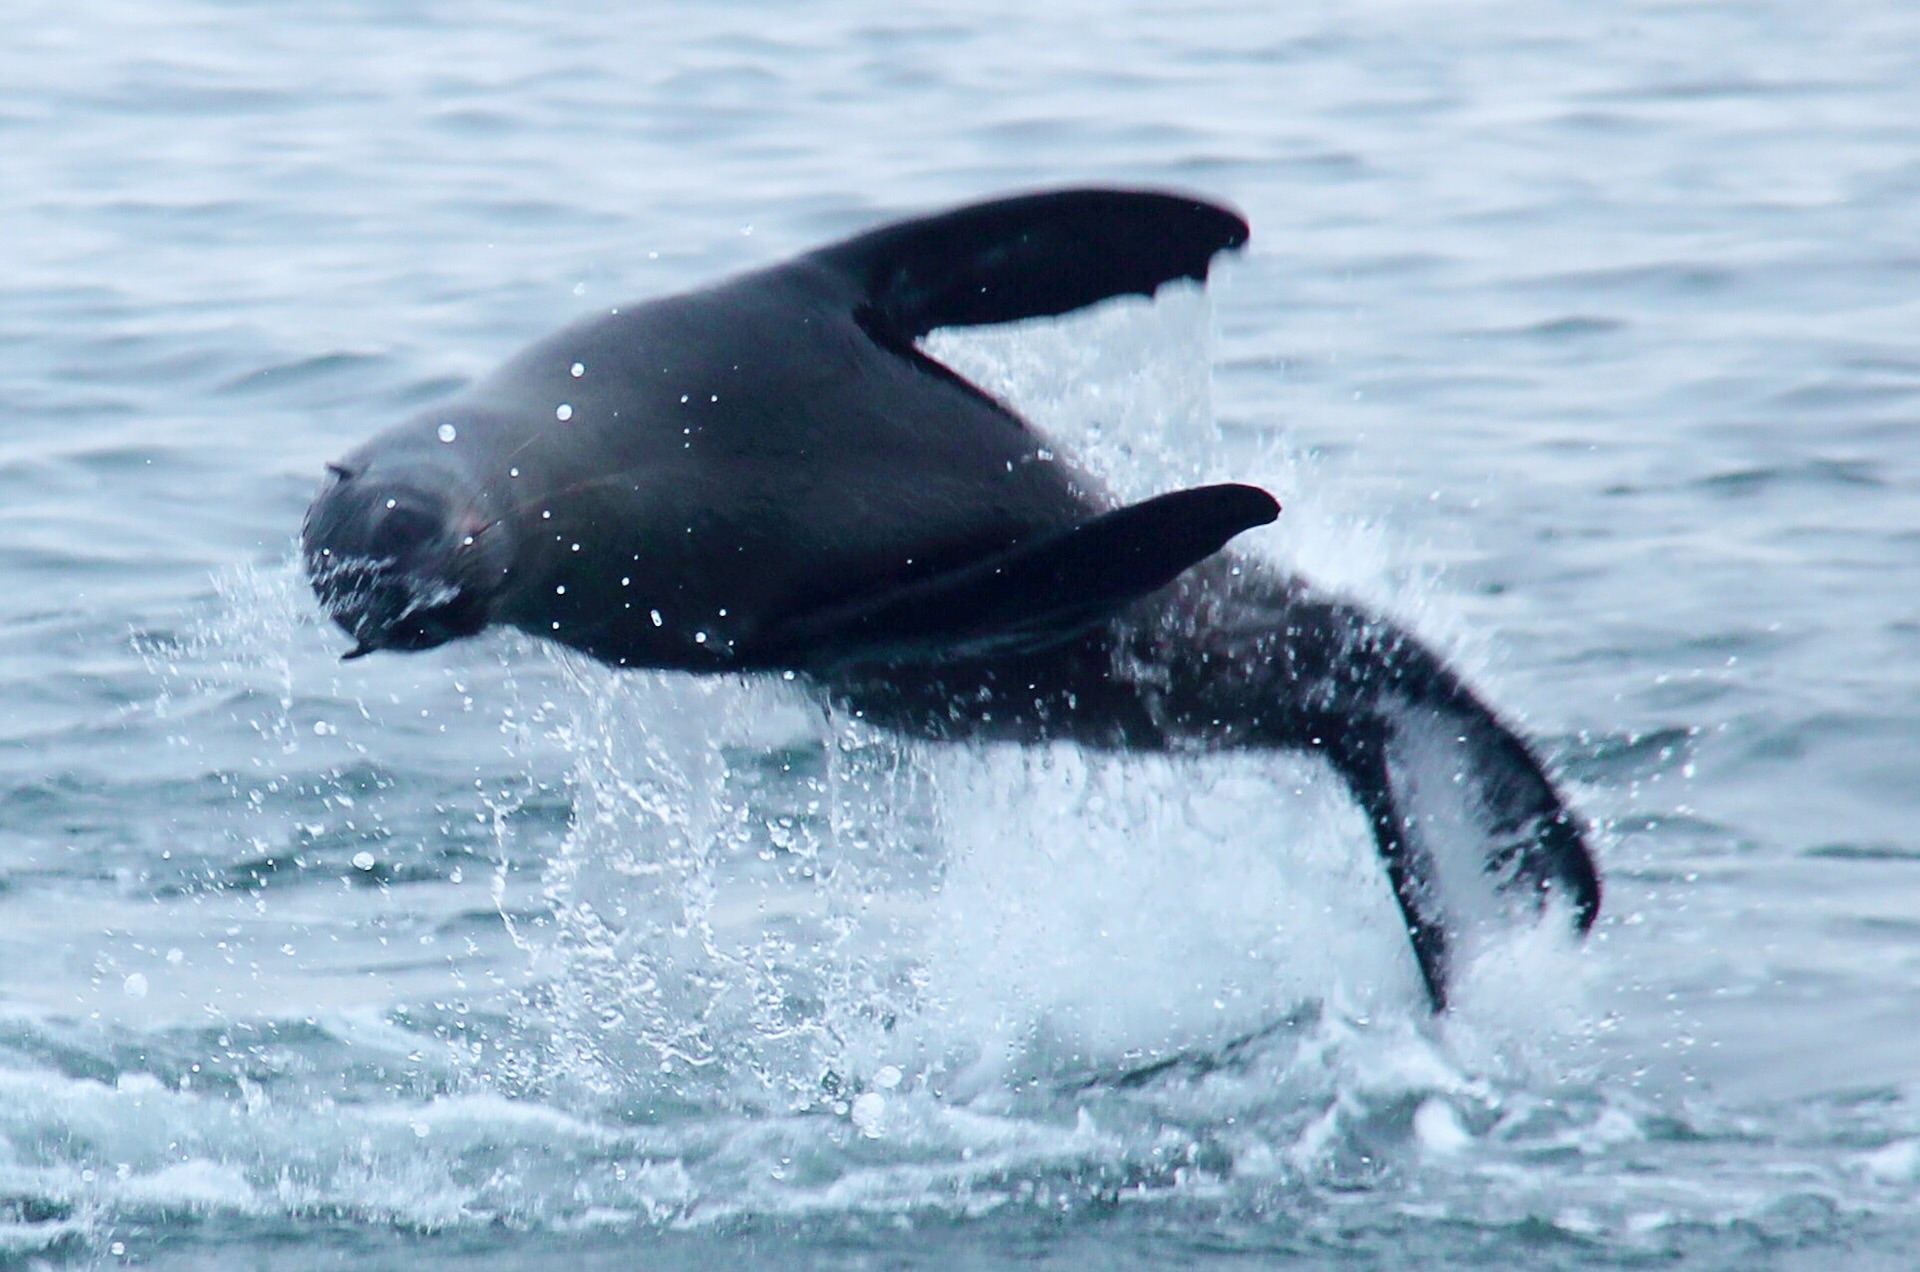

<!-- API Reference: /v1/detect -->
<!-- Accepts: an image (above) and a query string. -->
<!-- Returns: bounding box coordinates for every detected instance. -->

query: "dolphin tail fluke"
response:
[1319,650,1600,1013]
[754,483,1278,672]
[1324,707,1599,1014]
[1192,593,1600,1013]
[813,188,1249,340]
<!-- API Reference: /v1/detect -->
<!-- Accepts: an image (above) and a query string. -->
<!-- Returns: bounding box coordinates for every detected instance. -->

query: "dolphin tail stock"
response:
[1182,590,1602,1013]
[810,187,1250,341]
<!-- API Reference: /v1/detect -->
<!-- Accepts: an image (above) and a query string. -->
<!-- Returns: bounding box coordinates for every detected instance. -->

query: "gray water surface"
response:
[5,1,1920,1267]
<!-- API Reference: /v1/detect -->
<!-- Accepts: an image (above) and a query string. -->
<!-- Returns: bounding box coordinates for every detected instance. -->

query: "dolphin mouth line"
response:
[307,553,473,661]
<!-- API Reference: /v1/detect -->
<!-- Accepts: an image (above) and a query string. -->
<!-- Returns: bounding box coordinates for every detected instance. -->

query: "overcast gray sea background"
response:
[5,1,1920,1267]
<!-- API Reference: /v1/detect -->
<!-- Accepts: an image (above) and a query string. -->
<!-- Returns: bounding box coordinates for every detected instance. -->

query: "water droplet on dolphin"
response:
[436,423,457,443]
[570,362,585,377]
[556,404,573,422]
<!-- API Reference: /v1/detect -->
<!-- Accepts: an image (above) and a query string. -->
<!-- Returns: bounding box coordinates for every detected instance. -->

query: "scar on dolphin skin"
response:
[302,188,1600,1013]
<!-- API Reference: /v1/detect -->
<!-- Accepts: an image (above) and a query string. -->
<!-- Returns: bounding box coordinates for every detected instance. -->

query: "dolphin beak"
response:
[341,642,375,661]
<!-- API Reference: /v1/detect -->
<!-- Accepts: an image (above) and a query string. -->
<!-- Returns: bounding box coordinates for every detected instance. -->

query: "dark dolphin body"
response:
[303,189,1600,1011]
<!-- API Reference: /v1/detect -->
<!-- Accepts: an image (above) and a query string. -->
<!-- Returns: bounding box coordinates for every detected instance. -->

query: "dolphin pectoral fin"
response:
[754,483,1279,671]
[812,188,1249,341]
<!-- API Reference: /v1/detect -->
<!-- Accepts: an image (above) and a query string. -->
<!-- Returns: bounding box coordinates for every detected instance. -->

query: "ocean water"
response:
[5,1,1920,1267]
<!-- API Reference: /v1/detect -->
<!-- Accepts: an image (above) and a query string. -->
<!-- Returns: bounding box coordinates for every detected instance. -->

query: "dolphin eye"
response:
[368,501,443,556]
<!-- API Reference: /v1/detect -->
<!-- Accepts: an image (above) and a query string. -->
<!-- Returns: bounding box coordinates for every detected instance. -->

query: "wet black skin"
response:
[302,189,1600,1012]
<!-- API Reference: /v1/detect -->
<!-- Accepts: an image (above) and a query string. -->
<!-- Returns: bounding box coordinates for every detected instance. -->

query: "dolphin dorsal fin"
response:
[811,188,1249,341]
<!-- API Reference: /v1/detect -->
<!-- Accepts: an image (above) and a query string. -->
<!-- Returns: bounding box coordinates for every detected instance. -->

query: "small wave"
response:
[1556,726,1695,785]
[1803,843,1920,863]
[215,353,389,399]
[1690,458,1886,497]
[1474,315,1628,342]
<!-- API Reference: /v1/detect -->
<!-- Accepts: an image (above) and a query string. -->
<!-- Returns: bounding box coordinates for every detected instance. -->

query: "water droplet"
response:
[650,609,663,627]
[509,467,520,478]
[556,403,573,421]
[874,1065,902,1090]
[122,973,148,999]
[436,423,457,443]
[570,362,585,377]
[555,585,566,595]
[851,1092,885,1136]
[352,851,376,871]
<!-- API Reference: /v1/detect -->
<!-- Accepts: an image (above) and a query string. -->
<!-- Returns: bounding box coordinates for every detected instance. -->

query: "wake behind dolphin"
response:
[301,188,1600,1012]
